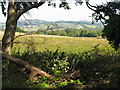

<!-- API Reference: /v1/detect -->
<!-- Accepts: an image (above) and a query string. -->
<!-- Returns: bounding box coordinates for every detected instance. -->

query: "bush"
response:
[12,48,71,76]
[76,45,120,88]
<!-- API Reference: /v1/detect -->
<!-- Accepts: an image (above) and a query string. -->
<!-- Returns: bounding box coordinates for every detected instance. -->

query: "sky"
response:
[0,0,111,22]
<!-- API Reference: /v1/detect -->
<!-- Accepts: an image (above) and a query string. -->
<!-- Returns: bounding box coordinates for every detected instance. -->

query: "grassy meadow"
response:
[12,34,113,54]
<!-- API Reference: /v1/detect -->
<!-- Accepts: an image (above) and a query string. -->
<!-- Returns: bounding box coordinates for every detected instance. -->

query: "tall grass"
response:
[13,35,112,54]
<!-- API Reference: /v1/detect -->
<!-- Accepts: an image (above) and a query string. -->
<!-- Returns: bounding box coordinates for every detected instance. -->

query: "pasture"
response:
[11,34,113,54]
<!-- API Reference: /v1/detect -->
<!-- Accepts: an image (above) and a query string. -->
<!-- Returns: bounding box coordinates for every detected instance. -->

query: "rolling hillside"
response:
[0,19,103,31]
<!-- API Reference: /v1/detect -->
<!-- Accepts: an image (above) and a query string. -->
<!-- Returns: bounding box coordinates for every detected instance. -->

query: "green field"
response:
[12,35,113,53]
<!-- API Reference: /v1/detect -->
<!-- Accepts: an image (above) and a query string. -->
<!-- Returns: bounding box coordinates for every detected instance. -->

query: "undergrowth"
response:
[2,41,120,89]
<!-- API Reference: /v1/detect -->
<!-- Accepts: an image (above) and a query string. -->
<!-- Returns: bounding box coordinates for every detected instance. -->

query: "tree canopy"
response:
[87,1,120,50]
[0,0,83,17]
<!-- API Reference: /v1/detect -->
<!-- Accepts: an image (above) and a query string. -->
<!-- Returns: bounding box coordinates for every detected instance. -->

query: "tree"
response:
[86,1,120,50]
[1,0,83,54]
[0,0,83,80]
[1,1,45,54]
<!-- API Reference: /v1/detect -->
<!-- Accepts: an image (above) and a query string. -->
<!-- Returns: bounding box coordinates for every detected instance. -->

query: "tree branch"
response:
[86,2,96,12]
[17,1,46,19]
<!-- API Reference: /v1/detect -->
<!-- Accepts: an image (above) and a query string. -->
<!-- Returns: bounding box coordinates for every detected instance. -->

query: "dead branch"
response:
[1,51,54,80]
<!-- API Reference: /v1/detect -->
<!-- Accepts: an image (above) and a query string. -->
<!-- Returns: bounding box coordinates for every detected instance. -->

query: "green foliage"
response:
[3,36,120,88]
[11,42,120,88]
[103,15,120,50]
[2,62,36,88]
[38,82,50,88]
[58,81,68,87]
[91,1,120,50]
[14,49,70,76]
[55,79,83,87]
[35,28,46,34]
[35,28,102,37]
[12,40,71,76]
[16,27,26,33]
[68,79,84,85]
[76,45,120,88]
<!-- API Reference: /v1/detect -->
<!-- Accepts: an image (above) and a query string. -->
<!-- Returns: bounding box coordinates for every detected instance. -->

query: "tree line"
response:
[34,28,102,37]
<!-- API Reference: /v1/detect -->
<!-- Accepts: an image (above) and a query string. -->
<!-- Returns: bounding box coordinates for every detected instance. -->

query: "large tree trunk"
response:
[1,1,52,81]
[2,3,18,54]
[1,2,45,54]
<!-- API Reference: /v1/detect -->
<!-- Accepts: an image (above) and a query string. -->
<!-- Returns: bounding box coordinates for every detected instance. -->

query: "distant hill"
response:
[0,19,103,31]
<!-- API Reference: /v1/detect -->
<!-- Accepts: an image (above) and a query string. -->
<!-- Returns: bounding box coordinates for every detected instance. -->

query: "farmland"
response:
[11,34,112,53]
[0,31,110,53]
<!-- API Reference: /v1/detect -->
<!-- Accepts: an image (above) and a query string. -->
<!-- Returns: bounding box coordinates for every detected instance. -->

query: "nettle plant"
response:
[36,49,70,76]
